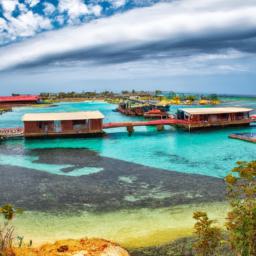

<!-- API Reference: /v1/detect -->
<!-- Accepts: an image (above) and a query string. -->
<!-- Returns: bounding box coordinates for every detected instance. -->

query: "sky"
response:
[0,0,256,95]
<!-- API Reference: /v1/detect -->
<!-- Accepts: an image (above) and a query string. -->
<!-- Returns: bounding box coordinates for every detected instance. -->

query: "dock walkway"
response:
[0,127,24,139]
[229,133,256,143]
[102,119,188,129]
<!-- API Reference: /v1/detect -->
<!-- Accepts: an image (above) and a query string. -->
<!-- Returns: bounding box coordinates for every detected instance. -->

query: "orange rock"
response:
[14,238,129,256]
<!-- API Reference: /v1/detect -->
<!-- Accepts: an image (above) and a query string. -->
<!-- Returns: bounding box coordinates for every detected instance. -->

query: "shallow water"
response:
[13,202,228,248]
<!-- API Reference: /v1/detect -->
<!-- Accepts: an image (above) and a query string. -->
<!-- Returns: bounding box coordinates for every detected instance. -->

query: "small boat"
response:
[144,109,169,119]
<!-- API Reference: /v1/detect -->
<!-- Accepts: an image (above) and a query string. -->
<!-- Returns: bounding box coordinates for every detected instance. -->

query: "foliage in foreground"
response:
[0,204,23,256]
[193,211,222,256]
[193,161,256,256]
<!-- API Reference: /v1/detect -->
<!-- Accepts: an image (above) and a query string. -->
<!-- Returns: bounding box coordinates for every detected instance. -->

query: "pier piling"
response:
[156,124,164,131]
[127,126,134,135]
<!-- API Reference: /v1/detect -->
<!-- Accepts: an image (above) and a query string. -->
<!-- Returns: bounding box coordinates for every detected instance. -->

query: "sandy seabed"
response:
[13,202,228,248]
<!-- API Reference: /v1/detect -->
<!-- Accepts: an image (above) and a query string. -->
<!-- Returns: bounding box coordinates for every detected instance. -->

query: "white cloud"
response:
[111,0,126,8]
[0,0,256,75]
[89,5,102,17]
[17,3,28,14]
[43,2,56,15]
[0,0,18,18]
[58,0,89,20]
[0,17,7,32]
[24,0,40,7]
[55,15,65,25]
[3,11,52,39]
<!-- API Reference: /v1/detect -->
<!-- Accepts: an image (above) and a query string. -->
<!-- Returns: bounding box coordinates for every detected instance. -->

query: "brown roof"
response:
[179,107,253,115]
[22,111,104,121]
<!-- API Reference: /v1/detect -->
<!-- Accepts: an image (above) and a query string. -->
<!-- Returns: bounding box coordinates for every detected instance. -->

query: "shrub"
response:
[225,161,256,256]
[193,211,222,256]
[193,161,256,256]
[0,204,23,256]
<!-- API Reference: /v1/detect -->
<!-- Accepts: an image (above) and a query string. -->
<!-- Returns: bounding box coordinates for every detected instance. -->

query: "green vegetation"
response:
[0,204,23,256]
[38,90,221,106]
[193,211,222,256]
[193,161,256,256]
[225,161,256,256]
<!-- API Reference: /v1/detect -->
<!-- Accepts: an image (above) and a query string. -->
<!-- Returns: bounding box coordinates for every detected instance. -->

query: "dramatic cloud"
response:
[0,0,256,95]
[0,0,256,73]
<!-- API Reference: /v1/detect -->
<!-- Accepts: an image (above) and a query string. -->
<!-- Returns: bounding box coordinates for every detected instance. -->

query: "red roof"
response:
[0,95,40,103]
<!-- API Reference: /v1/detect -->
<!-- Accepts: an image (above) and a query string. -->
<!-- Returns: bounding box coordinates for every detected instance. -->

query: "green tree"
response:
[185,95,196,102]
[155,90,162,96]
[209,94,219,101]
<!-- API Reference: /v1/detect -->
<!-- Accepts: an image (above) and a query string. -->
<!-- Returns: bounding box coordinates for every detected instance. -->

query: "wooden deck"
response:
[0,127,24,139]
[229,133,256,143]
[102,119,189,129]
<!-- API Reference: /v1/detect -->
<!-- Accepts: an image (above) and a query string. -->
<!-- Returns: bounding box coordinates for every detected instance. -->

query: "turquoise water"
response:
[0,100,255,178]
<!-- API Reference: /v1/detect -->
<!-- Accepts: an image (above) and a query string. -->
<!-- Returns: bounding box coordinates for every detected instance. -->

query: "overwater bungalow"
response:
[0,95,41,106]
[118,99,169,116]
[176,107,253,129]
[22,111,104,138]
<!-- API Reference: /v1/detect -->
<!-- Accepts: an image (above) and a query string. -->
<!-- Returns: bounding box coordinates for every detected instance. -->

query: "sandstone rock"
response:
[14,238,129,256]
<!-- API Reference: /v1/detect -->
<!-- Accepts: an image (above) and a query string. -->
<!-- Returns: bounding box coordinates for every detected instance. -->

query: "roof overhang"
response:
[179,107,253,115]
[22,111,104,122]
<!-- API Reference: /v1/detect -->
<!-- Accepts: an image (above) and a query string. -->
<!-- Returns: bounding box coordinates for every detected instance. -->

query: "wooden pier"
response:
[103,119,189,129]
[229,133,256,143]
[0,128,24,140]
[103,119,189,133]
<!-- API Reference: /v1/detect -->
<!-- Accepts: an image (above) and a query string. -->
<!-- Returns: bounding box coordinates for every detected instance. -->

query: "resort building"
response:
[0,95,41,106]
[176,107,253,129]
[22,111,104,138]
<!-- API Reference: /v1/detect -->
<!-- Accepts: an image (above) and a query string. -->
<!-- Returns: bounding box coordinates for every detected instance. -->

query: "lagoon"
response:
[0,98,255,247]
[0,100,255,177]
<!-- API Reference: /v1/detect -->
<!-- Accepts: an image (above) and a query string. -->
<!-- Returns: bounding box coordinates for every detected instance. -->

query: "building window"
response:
[72,120,87,130]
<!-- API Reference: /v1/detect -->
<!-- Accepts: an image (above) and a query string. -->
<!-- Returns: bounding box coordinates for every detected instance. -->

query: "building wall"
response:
[24,118,103,136]
[184,112,250,122]
[61,120,73,131]
[24,121,39,133]
[24,121,54,134]
[90,119,102,131]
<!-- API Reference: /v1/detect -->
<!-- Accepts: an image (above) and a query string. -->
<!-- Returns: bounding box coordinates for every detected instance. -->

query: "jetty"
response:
[0,127,24,140]
[103,119,188,133]
[229,133,256,143]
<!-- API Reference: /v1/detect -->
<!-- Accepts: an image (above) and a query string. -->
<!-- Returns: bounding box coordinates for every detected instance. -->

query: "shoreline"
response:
[13,201,229,248]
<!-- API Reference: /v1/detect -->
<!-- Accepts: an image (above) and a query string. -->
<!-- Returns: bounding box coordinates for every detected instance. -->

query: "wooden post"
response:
[127,126,134,135]
[156,124,164,131]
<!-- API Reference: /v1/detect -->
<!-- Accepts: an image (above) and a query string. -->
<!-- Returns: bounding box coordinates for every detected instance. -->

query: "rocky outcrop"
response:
[14,238,129,256]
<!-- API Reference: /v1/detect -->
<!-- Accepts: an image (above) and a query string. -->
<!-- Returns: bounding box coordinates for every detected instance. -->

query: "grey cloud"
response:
[4,29,256,71]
